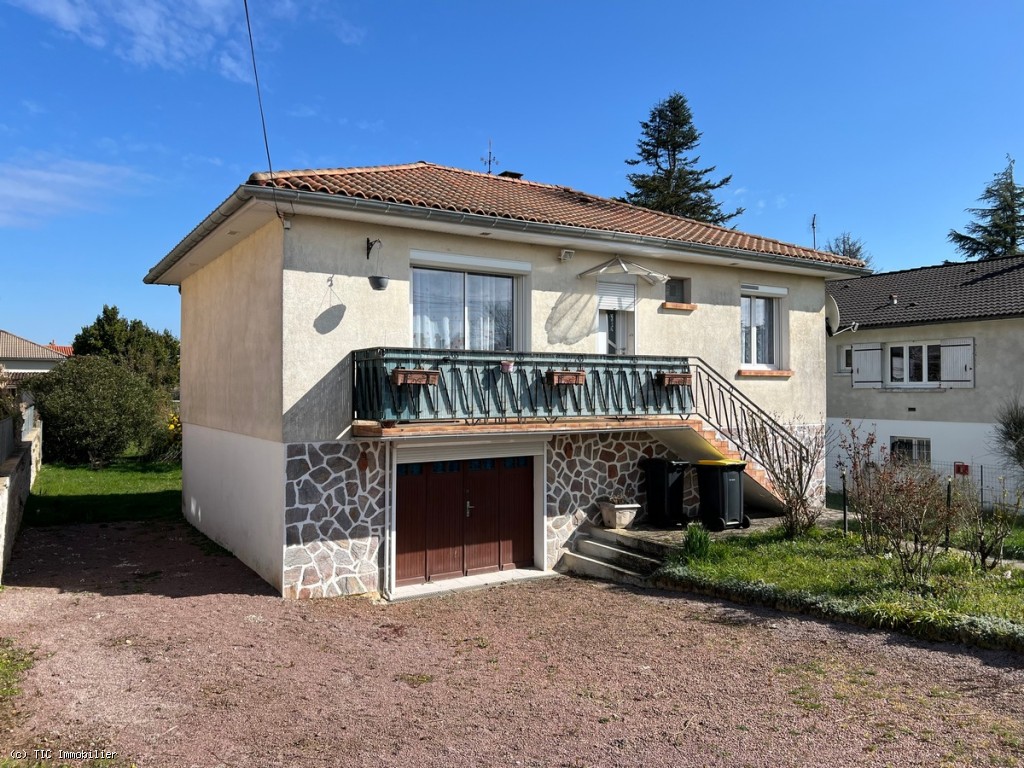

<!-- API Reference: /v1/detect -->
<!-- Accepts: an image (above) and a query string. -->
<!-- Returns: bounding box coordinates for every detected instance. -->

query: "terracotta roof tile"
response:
[249,162,863,268]
[46,343,73,356]
[0,330,68,361]
[827,256,1024,328]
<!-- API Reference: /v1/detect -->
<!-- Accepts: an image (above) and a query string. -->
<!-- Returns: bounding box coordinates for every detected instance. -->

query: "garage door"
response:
[395,456,534,587]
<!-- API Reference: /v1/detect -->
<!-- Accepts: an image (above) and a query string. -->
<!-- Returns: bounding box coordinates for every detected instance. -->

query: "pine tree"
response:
[948,156,1024,260]
[824,232,872,268]
[623,92,743,226]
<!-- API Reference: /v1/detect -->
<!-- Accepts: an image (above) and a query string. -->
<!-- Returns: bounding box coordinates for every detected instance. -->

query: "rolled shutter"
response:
[940,337,974,388]
[852,343,883,388]
[597,282,636,311]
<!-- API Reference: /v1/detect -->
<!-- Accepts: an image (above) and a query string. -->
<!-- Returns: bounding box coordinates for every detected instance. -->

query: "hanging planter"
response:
[499,360,517,374]
[366,238,389,291]
[656,371,692,388]
[391,368,440,386]
[546,369,586,386]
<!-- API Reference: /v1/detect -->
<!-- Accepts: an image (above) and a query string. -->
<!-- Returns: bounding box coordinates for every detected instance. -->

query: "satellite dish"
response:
[825,295,841,337]
[825,294,858,336]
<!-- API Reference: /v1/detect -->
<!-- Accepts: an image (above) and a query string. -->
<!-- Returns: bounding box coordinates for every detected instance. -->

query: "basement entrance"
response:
[395,456,534,587]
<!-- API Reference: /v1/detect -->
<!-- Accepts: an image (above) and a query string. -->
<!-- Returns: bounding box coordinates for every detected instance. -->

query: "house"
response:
[826,256,1024,488]
[145,162,865,599]
[0,330,68,394]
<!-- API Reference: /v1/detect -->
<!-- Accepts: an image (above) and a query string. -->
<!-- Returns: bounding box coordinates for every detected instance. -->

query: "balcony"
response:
[352,348,694,435]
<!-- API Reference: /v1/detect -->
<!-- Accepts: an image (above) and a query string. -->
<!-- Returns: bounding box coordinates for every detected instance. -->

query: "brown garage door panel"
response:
[464,459,501,576]
[500,456,534,568]
[425,461,464,582]
[395,463,427,587]
[396,455,534,587]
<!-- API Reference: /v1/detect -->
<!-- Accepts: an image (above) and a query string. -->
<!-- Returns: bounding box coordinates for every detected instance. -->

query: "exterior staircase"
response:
[558,523,668,586]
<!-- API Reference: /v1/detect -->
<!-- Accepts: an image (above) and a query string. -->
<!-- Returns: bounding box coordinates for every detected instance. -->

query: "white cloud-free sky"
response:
[1,0,1022,344]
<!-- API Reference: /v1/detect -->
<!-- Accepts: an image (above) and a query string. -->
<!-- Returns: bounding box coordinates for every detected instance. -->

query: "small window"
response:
[890,436,931,464]
[665,278,691,304]
[838,345,853,373]
[740,294,777,368]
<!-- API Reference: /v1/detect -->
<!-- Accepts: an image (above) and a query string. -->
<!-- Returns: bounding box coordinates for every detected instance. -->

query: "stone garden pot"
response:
[598,501,641,529]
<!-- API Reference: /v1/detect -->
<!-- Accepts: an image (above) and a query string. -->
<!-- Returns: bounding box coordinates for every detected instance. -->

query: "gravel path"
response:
[0,517,1022,767]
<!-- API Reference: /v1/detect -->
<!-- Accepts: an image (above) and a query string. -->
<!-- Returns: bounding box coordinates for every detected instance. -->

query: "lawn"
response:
[659,526,1024,649]
[24,460,181,526]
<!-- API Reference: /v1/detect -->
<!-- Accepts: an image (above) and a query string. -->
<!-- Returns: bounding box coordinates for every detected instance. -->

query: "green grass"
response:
[660,526,1024,649]
[25,460,181,526]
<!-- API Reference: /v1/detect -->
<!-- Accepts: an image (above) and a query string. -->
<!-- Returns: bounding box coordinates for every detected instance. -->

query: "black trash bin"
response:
[695,459,750,531]
[640,458,691,528]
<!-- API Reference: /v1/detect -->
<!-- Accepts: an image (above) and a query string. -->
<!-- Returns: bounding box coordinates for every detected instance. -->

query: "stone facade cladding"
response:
[283,441,385,599]
[281,427,788,599]
[544,431,686,565]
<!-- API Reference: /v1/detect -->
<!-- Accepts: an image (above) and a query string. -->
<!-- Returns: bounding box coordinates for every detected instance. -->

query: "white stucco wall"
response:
[182,423,285,591]
[281,216,830,441]
[180,220,284,441]
[827,417,1001,468]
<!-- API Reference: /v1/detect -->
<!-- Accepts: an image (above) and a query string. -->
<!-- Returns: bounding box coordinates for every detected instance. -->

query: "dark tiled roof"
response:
[249,162,863,269]
[0,330,67,361]
[827,255,1024,328]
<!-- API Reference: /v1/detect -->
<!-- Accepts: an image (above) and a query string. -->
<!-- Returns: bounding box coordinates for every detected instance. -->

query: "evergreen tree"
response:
[73,305,180,392]
[623,92,743,225]
[948,156,1024,260]
[824,231,872,268]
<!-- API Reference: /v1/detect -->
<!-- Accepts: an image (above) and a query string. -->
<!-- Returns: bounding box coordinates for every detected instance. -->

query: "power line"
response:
[243,0,277,191]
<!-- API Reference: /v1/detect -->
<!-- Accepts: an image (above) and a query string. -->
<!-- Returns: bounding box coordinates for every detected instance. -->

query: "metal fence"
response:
[0,417,12,463]
[826,459,1024,509]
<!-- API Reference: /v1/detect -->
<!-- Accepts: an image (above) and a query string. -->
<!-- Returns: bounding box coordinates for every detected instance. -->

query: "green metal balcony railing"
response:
[352,347,809,477]
[352,348,693,424]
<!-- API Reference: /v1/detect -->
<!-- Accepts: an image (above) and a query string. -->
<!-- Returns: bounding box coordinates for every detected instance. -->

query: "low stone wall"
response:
[0,425,42,583]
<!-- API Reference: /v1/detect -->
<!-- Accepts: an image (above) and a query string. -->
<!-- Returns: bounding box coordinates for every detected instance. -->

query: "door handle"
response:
[466,500,474,518]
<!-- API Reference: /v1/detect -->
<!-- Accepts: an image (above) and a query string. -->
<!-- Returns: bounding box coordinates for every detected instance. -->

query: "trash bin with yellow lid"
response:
[695,459,750,531]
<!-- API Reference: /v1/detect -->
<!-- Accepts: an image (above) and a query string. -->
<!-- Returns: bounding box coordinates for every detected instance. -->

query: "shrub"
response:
[26,355,162,466]
[959,477,1020,570]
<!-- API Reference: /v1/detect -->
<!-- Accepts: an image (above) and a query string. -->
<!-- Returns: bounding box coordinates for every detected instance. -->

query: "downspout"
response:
[382,441,395,600]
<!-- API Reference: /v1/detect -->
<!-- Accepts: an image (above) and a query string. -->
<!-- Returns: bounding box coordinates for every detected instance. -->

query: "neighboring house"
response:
[826,256,1024,480]
[145,161,865,599]
[0,330,68,393]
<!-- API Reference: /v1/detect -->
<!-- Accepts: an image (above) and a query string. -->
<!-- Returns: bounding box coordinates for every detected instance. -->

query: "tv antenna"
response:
[810,213,817,249]
[481,139,499,174]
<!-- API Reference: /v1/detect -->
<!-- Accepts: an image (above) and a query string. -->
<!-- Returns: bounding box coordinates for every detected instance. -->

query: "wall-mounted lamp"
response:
[559,249,575,262]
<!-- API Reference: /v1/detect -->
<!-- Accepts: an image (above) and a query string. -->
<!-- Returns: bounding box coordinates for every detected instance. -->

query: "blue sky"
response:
[2,0,1022,345]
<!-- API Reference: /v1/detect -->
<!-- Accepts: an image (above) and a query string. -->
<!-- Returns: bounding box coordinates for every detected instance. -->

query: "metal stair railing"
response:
[687,357,809,475]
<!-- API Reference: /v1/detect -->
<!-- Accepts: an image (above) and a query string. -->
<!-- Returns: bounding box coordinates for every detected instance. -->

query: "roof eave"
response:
[145,184,868,284]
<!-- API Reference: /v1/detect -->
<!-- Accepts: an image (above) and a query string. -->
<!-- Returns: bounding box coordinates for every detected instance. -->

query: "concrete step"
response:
[576,536,662,575]
[558,550,650,587]
[583,523,676,559]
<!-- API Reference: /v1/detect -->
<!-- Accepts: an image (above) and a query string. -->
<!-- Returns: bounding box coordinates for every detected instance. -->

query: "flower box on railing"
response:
[655,371,692,388]
[545,369,586,387]
[390,368,440,387]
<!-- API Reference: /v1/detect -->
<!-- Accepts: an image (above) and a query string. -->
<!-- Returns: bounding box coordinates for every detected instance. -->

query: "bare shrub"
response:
[746,418,827,538]
[959,477,1020,570]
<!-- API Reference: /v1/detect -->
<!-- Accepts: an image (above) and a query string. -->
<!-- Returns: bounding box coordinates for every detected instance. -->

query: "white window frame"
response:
[886,340,943,388]
[409,250,531,352]
[739,283,788,371]
[837,344,853,373]
[890,436,931,464]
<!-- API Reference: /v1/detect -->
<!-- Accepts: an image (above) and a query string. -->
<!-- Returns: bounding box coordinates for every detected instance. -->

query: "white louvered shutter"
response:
[851,343,883,388]
[940,337,974,389]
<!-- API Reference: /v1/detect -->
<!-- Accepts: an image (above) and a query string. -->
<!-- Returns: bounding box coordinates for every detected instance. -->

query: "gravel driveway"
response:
[0,517,1022,768]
